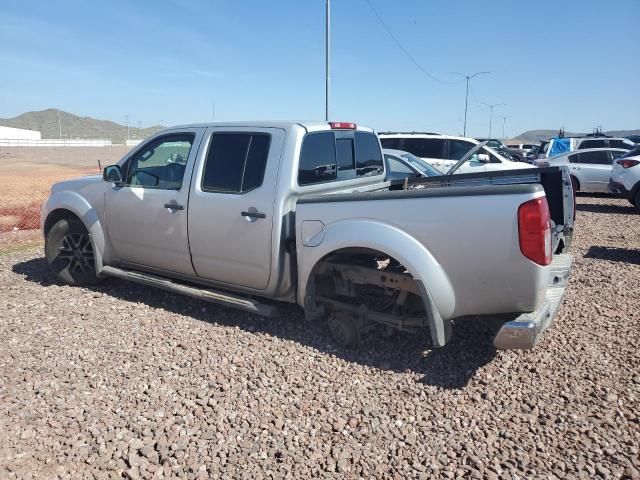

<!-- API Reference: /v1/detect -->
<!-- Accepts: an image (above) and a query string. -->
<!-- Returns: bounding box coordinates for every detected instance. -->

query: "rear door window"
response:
[202,133,271,193]
[380,138,402,150]
[579,139,606,149]
[577,151,611,165]
[568,153,580,164]
[401,138,445,159]
[448,139,475,160]
[609,140,631,150]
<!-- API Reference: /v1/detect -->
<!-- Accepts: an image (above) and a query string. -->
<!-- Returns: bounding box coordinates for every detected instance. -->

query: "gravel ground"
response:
[1,195,639,479]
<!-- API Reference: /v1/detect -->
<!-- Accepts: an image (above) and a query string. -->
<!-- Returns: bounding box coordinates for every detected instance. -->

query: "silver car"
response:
[534,148,627,193]
[383,148,442,181]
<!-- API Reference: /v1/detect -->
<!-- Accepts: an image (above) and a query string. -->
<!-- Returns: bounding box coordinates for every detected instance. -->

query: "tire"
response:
[634,190,640,211]
[45,218,101,286]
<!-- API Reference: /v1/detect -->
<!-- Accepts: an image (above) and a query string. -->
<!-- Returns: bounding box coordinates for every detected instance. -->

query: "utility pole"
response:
[57,110,62,139]
[212,100,215,122]
[125,114,130,140]
[498,115,511,139]
[450,71,490,137]
[325,0,330,121]
[481,103,506,138]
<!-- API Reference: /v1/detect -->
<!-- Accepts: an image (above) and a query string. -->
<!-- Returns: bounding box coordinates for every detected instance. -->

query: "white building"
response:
[0,125,41,140]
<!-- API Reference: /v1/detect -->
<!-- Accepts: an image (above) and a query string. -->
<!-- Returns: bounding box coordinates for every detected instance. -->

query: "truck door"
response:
[571,150,612,192]
[104,129,204,275]
[188,127,285,290]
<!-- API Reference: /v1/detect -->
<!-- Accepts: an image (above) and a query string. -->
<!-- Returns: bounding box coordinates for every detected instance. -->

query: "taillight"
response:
[617,159,640,169]
[518,197,551,266]
[329,122,356,130]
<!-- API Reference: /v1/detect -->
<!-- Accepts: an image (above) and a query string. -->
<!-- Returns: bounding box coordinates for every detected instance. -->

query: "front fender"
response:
[296,218,456,320]
[42,190,110,263]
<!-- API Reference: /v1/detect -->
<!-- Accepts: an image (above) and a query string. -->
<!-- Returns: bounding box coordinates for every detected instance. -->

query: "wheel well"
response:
[570,175,580,192]
[44,209,82,237]
[304,247,426,325]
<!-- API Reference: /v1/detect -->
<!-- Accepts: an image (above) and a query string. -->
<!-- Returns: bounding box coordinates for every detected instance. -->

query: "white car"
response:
[533,148,627,193]
[609,146,640,209]
[378,133,534,174]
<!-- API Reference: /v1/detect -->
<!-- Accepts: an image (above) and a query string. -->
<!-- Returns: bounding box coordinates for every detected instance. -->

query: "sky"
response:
[1,0,639,138]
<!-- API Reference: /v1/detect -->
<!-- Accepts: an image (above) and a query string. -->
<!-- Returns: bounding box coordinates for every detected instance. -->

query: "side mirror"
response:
[103,165,123,184]
[477,153,490,163]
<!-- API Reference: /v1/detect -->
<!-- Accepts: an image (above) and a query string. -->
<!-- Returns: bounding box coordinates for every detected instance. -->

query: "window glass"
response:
[242,134,271,191]
[298,132,336,185]
[202,133,270,193]
[336,138,355,172]
[355,132,384,177]
[380,138,401,150]
[386,156,414,174]
[577,151,611,165]
[448,139,474,160]
[609,150,625,161]
[124,134,194,189]
[609,140,631,150]
[401,138,444,158]
[579,139,606,149]
[568,153,580,164]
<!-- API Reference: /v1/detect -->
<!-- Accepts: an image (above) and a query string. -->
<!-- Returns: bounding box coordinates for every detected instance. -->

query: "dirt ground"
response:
[0,195,639,479]
[0,147,130,245]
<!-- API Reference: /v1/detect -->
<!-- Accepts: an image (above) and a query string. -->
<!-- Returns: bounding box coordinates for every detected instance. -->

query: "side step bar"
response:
[100,265,278,318]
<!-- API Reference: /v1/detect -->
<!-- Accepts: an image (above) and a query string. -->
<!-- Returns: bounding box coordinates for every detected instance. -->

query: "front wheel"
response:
[45,218,101,286]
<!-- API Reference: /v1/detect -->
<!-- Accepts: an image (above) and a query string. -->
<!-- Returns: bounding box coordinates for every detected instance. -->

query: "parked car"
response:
[41,121,573,350]
[534,148,627,193]
[378,133,534,174]
[609,146,640,209]
[383,148,442,181]
[546,136,634,158]
[507,143,538,161]
[475,138,521,161]
[625,135,640,145]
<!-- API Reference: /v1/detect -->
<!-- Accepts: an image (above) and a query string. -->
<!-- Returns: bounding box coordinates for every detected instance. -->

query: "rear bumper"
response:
[494,254,573,350]
[608,179,629,197]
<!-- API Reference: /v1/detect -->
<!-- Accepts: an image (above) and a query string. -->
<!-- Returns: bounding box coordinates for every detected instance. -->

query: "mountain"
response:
[0,109,164,144]
[514,129,640,142]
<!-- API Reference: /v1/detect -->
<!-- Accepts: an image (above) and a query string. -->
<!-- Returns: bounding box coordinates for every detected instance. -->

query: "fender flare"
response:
[42,191,110,264]
[297,219,456,347]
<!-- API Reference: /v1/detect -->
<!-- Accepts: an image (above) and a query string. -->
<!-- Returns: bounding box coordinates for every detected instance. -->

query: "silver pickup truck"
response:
[41,121,574,350]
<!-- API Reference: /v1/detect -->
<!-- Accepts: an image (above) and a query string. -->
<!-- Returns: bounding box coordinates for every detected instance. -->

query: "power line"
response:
[364,0,458,85]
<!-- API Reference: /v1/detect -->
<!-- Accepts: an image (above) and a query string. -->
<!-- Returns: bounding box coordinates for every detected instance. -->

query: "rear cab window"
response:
[298,130,383,186]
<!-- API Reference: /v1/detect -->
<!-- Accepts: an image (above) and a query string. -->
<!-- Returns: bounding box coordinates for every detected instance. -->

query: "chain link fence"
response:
[0,146,129,252]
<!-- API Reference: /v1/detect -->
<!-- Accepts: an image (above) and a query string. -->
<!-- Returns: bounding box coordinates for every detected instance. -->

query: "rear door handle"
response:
[164,203,184,210]
[241,211,266,219]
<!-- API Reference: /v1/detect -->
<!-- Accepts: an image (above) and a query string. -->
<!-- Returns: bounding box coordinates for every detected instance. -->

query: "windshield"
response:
[401,153,443,176]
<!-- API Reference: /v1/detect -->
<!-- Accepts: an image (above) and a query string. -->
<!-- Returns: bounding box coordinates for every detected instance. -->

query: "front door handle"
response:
[241,210,266,219]
[164,203,184,211]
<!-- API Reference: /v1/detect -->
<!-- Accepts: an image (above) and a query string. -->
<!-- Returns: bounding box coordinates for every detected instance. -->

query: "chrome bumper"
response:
[494,254,573,350]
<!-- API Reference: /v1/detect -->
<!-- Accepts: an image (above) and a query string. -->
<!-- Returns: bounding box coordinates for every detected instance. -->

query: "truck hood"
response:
[50,174,102,194]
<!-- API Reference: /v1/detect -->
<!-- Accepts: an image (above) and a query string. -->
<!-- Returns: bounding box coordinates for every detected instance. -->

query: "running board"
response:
[100,265,278,318]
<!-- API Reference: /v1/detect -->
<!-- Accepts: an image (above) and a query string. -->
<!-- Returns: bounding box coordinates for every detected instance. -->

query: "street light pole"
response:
[325,0,330,121]
[481,103,506,138]
[451,71,490,137]
[498,115,511,139]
